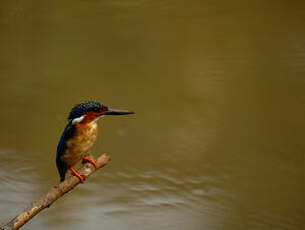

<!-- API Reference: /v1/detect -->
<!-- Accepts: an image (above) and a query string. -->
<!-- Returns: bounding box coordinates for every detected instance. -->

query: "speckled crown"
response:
[68,101,104,120]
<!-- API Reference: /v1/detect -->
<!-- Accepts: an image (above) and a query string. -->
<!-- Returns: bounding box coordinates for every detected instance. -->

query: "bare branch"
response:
[1,154,111,230]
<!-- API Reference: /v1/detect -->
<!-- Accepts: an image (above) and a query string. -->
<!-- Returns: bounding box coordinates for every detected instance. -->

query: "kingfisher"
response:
[56,101,134,183]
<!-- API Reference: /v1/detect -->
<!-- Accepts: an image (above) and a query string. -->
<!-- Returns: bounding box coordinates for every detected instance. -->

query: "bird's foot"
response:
[82,157,98,169]
[69,167,84,183]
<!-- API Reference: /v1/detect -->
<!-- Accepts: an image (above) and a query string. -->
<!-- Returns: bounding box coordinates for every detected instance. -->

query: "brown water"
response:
[1,1,305,229]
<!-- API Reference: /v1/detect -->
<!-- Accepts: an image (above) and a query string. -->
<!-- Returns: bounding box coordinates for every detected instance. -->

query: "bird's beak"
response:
[103,108,135,116]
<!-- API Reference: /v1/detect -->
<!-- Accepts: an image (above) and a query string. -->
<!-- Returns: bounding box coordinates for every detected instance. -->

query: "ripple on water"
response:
[88,167,233,217]
[0,149,40,204]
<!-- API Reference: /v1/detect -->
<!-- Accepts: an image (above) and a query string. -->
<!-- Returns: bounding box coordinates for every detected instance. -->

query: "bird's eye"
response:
[93,107,100,113]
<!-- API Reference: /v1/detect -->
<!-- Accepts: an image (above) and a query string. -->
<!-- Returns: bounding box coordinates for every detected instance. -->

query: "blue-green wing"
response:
[56,120,75,181]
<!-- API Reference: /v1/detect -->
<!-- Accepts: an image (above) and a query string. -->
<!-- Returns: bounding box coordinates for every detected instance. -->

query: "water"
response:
[1,0,305,229]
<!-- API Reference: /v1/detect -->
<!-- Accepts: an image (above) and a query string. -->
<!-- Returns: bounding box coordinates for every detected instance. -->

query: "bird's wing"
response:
[56,120,76,181]
[56,120,75,161]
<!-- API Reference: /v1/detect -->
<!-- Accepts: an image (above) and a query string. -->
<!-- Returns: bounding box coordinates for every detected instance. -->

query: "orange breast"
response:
[61,122,98,167]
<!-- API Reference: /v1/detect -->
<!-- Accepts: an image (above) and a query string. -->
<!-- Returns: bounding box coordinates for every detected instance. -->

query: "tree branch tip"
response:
[96,154,111,164]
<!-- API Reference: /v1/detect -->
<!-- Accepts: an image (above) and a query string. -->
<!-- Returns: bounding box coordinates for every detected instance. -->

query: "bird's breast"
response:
[62,122,98,166]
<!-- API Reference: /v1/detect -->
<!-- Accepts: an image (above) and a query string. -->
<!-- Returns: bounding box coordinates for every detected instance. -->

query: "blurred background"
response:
[1,0,305,229]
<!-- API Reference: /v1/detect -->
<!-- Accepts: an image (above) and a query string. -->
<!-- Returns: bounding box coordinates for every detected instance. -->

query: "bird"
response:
[56,101,134,183]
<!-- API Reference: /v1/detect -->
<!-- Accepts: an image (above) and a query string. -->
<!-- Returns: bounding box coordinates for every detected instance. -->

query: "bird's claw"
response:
[82,157,98,169]
[69,167,84,183]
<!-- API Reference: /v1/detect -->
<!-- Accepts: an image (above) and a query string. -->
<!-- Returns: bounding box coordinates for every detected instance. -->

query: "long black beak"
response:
[103,108,135,116]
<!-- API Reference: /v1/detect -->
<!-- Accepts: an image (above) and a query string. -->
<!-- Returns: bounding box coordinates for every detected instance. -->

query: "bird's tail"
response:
[56,158,67,182]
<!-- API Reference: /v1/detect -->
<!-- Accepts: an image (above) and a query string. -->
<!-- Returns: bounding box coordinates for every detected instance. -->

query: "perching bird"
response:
[56,101,134,183]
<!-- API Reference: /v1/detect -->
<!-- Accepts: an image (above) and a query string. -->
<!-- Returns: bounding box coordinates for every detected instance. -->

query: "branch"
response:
[1,154,111,230]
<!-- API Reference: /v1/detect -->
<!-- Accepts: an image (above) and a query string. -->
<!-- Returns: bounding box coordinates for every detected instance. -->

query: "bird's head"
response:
[68,101,134,124]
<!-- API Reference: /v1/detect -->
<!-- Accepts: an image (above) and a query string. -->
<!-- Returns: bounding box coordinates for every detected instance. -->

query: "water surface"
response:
[0,1,305,229]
